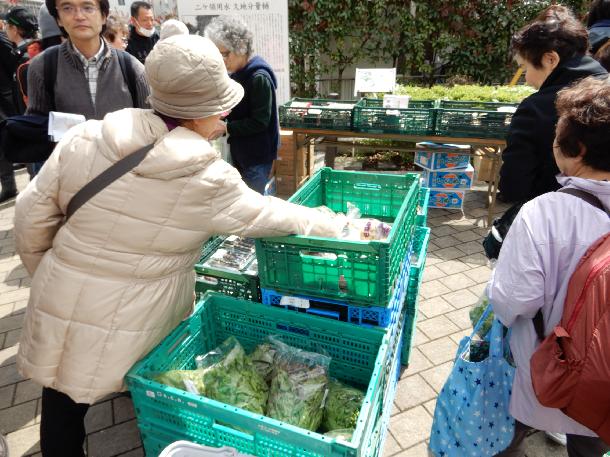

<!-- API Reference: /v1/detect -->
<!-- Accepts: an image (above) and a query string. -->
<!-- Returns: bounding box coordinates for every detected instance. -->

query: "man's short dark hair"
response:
[555,76,610,172]
[130,1,152,19]
[45,0,109,36]
[511,6,588,69]
[587,0,610,28]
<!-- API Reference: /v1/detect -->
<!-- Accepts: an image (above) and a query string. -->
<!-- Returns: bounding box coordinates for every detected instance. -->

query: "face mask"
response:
[135,20,154,37]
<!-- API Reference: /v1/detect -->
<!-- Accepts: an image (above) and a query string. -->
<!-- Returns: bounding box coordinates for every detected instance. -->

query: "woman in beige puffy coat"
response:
[14,34,339,456]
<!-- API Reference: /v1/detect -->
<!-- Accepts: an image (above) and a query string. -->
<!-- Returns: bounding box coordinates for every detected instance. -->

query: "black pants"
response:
[495,420,610,457]
[40,387,90,457]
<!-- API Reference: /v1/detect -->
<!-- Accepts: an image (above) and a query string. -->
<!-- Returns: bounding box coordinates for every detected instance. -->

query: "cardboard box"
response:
[422,164,474,189]
[428,188,467,209]
[473,147,498,182]
[415,142,471,170]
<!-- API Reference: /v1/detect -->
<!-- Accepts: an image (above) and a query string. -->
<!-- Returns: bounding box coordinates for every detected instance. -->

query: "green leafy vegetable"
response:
[249,343,278,383]
[322,379,364,432]
[266,338,330,431]
[154,369,206,394]
[469,294,493,338]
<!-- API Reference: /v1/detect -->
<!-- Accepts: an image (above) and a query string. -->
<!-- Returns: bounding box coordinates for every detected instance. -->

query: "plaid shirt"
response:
[71,39,106,106]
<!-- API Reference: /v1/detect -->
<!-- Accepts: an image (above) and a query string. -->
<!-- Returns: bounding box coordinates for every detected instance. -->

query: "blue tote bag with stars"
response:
[430,305,515,457]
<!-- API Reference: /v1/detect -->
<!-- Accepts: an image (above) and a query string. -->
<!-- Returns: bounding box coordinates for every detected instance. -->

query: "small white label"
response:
[146,390,155,398]
[279,296,310,309]
[183,379,200,394]
[196,275,219,285]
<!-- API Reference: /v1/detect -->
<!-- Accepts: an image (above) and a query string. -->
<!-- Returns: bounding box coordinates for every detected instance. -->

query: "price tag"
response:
[279,296,310,309]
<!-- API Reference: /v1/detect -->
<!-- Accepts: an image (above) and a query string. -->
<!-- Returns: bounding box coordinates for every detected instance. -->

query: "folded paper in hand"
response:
[48,111,86,142]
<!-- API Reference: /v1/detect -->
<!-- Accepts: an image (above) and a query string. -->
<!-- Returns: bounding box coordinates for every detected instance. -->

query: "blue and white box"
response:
[414,142,471,170]
[428,189,467,209]
[422,164,474,189]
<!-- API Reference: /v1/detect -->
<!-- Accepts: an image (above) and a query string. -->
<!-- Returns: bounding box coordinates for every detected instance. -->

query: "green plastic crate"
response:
[194,236,260,302]
[416,187,430,227]
[405,227,430,310]
[279,98,355,131]
[435,100,516,139]
[126,293,399,457]
[400,307,419,366]
[256,168,420,307]
[353,98,437,135]
[195,269,260,302]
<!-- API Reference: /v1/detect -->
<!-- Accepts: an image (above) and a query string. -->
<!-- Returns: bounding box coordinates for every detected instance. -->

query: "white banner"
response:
[177,0,290,104]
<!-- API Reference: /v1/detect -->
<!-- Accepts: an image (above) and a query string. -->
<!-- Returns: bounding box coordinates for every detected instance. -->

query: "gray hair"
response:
[204,16,253,57]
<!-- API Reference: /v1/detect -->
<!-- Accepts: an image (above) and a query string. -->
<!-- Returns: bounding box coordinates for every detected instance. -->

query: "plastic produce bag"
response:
[322,379,364,431]
[266,337,330,431]
[249,342,278,383]
[469,292,493,338]
[324,428,354,441]
[196,336,269,415]
[341,202,392,241]
[154,369,206,395]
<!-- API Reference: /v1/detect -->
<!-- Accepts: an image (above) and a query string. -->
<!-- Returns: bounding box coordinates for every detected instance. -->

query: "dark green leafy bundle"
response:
[266,339,330,431]
[249,343,278,383]
[198,336,269,415]
[322,379,364,431]
[469,294,493,338]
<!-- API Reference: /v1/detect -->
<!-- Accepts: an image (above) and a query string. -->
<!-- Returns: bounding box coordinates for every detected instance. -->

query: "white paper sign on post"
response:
[177,0,291,104]
[354,68,397,96]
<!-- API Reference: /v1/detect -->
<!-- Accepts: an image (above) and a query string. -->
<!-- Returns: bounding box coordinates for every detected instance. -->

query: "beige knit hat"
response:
[159,19,188,40]
[145,34,244,119]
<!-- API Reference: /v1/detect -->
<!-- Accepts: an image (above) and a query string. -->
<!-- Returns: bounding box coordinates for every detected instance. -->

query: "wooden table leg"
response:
[486,147,502,227]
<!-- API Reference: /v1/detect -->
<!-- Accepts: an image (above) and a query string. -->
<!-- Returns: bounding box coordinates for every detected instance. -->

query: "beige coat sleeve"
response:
[207,162,341,239]
[14,149,64,276]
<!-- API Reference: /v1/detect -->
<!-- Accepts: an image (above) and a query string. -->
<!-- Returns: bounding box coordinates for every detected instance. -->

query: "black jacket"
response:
[498,56,607,203]
[589,20,610,55]
[0,32,18,120]
[125,25,159,64]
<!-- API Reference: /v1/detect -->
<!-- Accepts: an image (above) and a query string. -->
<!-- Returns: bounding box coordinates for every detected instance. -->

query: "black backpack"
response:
[0,45,138,163]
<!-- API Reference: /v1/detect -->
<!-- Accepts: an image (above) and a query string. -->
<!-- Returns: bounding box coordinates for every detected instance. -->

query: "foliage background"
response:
[289,0,591,97]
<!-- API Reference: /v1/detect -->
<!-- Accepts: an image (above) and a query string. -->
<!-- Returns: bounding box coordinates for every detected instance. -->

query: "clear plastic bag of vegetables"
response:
[249,342,278,383]
[265,337,330,431]
[196,336,269,415]
[153,369,206,395]
[324,428,355,441]
[322,379,365,432]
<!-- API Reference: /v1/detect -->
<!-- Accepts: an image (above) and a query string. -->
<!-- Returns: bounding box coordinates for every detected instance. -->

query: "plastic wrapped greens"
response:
[154,369,206,394]
[197,336,269,415]
[249,342,278,383]
[469,293,493,338]
[322,379,364,431]
[266,338,330,431]
[324,428,355,441]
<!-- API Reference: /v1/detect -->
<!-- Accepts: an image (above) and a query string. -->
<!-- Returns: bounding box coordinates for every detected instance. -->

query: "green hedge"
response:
[394,84,534,103]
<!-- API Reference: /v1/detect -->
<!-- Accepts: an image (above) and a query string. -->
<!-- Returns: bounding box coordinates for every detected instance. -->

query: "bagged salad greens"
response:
[154,336,268,415]
[266,337,330,431]
[249,342,278,383]
[322,379,364,431]
[469,293,493,338]
[197,336,269,414]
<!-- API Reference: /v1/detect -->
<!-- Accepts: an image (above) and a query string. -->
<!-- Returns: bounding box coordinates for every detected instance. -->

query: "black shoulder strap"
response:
[65,143,154,222]
[557,187,608,214]
[533,186,609,340]
[115,49,138,107]
[43,45,60,112]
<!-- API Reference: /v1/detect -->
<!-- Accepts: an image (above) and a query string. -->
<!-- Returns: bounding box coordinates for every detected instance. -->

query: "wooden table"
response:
[288,128,506,226]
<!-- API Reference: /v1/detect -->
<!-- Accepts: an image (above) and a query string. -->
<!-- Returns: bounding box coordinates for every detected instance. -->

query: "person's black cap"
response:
[1,7,39,33]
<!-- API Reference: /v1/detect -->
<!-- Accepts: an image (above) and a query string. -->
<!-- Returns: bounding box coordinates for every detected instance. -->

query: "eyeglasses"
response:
[58,4,99,15]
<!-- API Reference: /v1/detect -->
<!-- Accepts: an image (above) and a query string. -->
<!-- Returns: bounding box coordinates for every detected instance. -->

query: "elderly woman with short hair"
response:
[488,75,610,457]
[205,16,278,194]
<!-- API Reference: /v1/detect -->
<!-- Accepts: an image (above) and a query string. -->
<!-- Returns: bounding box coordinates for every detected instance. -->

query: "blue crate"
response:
[261,249,410,328]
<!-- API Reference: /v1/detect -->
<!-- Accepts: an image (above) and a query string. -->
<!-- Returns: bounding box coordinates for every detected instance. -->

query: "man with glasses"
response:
[25,0,149,125]
[125,1,158,64]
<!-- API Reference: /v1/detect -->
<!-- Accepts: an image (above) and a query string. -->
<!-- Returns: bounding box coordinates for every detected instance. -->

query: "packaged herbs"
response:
[322,379,364,431]
[266,338,330,431]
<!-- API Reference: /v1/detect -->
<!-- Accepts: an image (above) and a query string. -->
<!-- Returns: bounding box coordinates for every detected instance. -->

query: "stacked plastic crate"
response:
[126,167,430,457]
[414,141,474,210]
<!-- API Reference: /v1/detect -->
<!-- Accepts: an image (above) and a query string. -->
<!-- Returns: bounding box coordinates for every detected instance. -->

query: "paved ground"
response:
[0,169,567,456]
